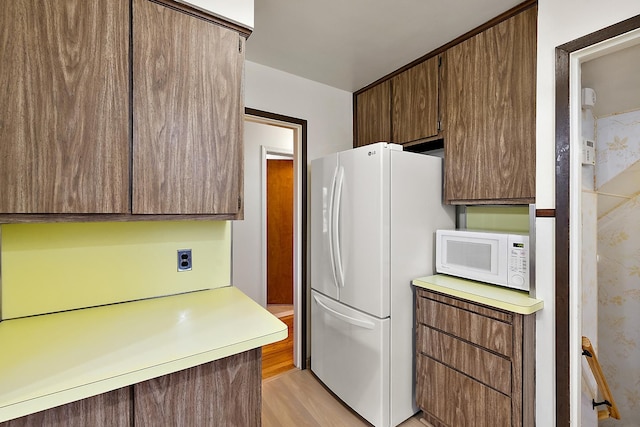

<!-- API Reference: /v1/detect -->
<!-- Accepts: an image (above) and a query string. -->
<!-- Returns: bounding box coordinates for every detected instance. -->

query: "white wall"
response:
[535,1,640,425]
[232,122,294,305]
[244,61,353,162]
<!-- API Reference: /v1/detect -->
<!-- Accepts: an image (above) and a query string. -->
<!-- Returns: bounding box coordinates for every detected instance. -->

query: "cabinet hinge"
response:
[437,120,442,131]
[238,196,242,210]
[438,56,442,67]
[239,39,243,53]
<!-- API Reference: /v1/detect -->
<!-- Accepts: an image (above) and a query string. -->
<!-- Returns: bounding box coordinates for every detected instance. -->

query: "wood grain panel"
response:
[515,312,536,427]
[511,312,524,427]
[134,349,261,426]
[0,0,130,213]
[416,288,513,323]
[442,6,537,204]
[0,213,241,224]
[354,81,391,147]
[267,160,294,304]
[391,56,439,143]
[416,295,513,357]
[0,387,131,427]
[133,0,243,214]
[417,325,512,395]
[416,355,511,427]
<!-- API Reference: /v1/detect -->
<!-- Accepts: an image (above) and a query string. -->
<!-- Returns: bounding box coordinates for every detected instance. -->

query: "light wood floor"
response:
[262,314,294,379]
[262,368,425,426]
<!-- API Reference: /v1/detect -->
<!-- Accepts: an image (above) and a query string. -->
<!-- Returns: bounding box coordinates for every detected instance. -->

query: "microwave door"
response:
[438,233,508,286]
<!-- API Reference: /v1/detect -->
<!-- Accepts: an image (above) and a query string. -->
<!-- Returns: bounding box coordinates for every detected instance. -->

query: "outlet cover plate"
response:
[177,249,192,272]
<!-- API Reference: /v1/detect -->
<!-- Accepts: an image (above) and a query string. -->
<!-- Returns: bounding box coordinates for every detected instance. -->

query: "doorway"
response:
[232,108,308,374]
[555,16,640,426]
[266,155,294,308]
[578,42,640,427]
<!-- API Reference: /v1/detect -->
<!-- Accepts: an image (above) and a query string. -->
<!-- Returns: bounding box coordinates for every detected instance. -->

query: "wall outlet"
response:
[177,249,192,272]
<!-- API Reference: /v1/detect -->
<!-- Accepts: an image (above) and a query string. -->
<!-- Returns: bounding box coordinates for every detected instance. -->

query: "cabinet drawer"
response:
[416,295,513,357]
[417,325,511,395]
[416,355,511,427]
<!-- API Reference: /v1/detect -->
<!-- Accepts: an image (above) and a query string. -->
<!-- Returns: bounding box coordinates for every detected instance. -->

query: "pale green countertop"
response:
[0,286,287,423]
[412,274,543,315]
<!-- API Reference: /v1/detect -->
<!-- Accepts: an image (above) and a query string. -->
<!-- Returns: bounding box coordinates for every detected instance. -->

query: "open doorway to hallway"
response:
[231,108,307,379]
[264,150,294,379]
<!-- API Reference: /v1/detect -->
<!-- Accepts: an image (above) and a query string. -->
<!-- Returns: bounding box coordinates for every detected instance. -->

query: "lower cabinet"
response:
[415,289,535,427]
[0,389,131,427]
[135,349,261,426]
[1,349,261,427]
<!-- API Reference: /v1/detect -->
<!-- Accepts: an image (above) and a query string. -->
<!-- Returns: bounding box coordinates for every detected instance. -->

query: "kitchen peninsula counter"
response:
[0,286,287,423]
[412,274,543,315]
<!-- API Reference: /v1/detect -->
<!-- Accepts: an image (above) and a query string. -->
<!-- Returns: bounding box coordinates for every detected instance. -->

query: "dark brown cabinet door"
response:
[0,0,130,213]
[133,0,244,215]
[442,7,537,204]
[134,350,261,426]
[416,355,512,427]
[392,56,440,144]
[354,81,391,147]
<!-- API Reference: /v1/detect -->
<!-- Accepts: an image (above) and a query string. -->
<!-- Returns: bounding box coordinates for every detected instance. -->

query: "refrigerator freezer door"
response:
[311,153,339,300]
[311,290,390,427]
[335,143,391,318]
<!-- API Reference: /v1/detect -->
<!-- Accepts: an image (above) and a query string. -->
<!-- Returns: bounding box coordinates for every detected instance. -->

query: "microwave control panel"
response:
[508,236,529,290]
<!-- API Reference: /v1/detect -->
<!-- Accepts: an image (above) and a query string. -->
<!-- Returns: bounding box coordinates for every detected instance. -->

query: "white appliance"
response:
[310,142,455,427]
[435,229,530,291]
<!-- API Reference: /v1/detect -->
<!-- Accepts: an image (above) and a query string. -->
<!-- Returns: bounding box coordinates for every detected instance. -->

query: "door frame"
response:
[555,14,640,425]
[245,108,308,370]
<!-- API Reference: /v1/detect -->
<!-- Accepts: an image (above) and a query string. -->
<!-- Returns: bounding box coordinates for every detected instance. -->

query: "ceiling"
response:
[245,1,640,114]
[245,0,524,92]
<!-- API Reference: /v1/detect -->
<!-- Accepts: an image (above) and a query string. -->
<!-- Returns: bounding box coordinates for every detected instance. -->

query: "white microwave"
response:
[435,229,530,292]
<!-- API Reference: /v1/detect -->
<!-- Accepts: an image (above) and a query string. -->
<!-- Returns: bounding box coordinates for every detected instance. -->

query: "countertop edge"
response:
[412,275,544,315]
[0,286,287,423]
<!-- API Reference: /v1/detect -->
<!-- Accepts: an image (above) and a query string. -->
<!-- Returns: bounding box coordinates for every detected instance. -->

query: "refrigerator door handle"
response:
[313,295,375,329]
[332,166,345,288]
[328,166,340,290]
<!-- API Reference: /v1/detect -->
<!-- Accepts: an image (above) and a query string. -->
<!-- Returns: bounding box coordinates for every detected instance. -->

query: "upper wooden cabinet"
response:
[442,7,537,204]
[354,56,440,148]
[133,0,244,215]
[354,81,391,147]
[0,0,245,220]
[0,0,130,214]
[391,56,440,144]
[352,3,536,205]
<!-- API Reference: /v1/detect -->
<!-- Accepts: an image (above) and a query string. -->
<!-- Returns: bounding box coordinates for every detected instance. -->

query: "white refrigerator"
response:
[310,142,455,427]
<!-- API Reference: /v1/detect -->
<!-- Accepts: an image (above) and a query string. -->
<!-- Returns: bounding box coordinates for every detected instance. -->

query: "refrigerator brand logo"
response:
[368,150,376,156]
